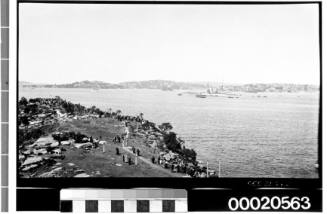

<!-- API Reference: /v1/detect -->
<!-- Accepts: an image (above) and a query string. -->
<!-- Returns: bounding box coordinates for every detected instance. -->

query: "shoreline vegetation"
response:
[18,96,217,178]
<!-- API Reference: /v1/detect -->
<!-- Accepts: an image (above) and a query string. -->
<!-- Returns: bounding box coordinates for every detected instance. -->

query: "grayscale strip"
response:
[60,189,188,213]
[1,0,9,212]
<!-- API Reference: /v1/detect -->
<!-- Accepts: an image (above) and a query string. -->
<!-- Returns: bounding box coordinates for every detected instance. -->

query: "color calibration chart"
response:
[1,0,9,212]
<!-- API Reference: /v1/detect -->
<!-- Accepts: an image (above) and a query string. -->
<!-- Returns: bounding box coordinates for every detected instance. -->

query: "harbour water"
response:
[20,88,319,178]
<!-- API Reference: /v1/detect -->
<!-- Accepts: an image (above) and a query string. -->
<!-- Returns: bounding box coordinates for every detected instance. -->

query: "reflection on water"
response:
[20,88,319,178]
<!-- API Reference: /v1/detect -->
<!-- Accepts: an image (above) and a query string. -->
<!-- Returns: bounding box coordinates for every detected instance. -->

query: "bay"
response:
[20,88,319,178]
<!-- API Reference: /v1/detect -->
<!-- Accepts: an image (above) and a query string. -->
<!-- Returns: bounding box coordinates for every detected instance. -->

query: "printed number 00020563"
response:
[228,196,311,211]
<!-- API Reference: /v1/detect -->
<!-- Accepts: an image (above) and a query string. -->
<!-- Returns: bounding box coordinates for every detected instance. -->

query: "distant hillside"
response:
[48,80,122,89]
[19,81,36,86]
[19,80,319,93]
[119,80,206,90]
[20,80,207,90]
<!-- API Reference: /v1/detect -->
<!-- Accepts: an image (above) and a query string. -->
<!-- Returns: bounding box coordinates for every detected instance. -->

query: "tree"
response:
[98,111,104,118]
[177,137,185,148]
[181,148,197,162]
[116,110,122,116]
[62,101,75,114]
[139,113,144,120]
[19,97,28,106]
[74,132,88,143]
[29,98,42,103]
[21,116,29,126]
[24,103,38,114]
[159,122,173,132]
[163,132,181,152]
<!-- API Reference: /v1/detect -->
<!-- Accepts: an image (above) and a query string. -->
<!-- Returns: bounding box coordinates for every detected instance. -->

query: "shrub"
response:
[180,148,197,162]
[20,116,30,126]
[24,103,38,114]
[52,132,70,142]
[29,98,42,103]
[18,128,44,145]
[163,132,181,152]
[159,122,173,132]
[73,132,88,143]
[19,97,28,106]
[52,131,87,143]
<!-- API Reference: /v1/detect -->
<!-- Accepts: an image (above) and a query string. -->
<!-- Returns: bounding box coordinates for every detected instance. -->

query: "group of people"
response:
[112,122,130,148]
[112,135,123,144]
[150,155,188,174]
[122,153,134,165]
[114,147,140,166]
[110,115,209,177]
[148,154,210,177]
[132,146,140,156]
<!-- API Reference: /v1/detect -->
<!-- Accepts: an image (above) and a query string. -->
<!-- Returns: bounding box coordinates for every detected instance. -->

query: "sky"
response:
[19,3,320,85]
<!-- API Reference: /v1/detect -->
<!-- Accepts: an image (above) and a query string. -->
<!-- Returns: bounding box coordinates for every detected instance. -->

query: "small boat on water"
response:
[196,94,207,98]
[227,96,240,99]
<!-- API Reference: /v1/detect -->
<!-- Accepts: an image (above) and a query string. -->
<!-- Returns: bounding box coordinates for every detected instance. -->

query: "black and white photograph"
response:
[18,2,320,179]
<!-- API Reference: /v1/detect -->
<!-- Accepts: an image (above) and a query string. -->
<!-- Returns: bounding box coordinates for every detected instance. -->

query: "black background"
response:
[16,0,322,212]
[17,188,322,211]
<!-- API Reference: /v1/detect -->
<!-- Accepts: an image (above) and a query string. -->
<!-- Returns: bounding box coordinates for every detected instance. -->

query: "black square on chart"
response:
[60,200,72,212]
[85,200,98,212]
[137,200,149,212]
[163,200,175,212]
[111,200,124,212]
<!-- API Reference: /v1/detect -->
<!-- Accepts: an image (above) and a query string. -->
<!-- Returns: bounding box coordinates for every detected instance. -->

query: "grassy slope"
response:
[55,118,181,177]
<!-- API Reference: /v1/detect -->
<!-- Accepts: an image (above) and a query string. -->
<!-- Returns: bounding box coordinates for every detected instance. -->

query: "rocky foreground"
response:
[18,97,217,178]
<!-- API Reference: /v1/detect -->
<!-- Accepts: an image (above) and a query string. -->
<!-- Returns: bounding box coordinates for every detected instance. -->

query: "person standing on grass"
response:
[151,156,155,164]
[125,124,130,147]
[121,135,125,147]
[128,157,132,165]
[102,142,106,153]
[177,165,180,173]
[158,156,161,165]
[117,135,121,144]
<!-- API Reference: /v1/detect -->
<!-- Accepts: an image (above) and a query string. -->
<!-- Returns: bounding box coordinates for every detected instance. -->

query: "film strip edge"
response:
[1,0,9,212]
